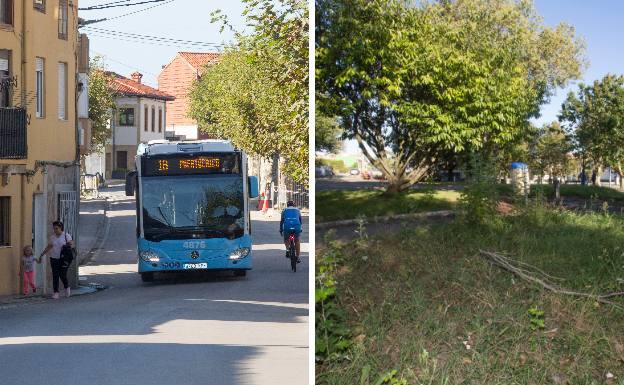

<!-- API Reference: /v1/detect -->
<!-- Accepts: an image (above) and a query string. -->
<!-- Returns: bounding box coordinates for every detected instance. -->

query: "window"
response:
[0,49,10,107]
[118,108,134,126]
[58,0,67,39]
[158,108,162,133]
[0,197,10,246]
[58,62,67,120]
[151,106,155,132]
[33,0,45,12]
[0,0,13,26]
[144,106,148,131]
[35,57,44,117]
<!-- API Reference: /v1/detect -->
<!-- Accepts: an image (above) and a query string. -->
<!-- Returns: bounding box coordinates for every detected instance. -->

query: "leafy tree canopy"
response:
[87,57,115,154]
[317,0,585,193]
[560,74,624,179]
[190,0,309,184]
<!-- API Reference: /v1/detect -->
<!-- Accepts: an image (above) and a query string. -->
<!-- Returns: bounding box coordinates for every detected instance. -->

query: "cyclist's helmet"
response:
[287,200,295,207]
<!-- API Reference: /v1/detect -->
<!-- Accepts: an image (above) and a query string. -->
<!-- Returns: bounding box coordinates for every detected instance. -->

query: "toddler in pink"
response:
[20,246,41,295]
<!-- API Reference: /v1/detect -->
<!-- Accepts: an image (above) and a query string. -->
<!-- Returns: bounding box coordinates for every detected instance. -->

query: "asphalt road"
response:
[0,184,309,385]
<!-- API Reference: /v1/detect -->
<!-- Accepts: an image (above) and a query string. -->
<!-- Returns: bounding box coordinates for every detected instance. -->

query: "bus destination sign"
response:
[142,153,241,176]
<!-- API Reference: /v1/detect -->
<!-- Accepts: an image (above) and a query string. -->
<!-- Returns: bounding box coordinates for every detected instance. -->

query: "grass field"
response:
[316,207,624,384]
[316,189,460,223]
[498,183,624,202]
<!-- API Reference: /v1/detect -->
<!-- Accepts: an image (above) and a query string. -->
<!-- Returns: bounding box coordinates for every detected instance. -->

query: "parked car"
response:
[349,168,360,175]
[315,166,334,178]
[372,170,384,180]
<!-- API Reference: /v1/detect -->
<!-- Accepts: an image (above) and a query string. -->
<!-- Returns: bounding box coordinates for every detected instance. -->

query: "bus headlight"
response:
[229,247,250,260]
[140,251,160,262]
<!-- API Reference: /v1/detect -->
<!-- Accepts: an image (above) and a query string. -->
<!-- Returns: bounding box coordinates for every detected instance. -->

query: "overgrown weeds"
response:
[316,207,624,384]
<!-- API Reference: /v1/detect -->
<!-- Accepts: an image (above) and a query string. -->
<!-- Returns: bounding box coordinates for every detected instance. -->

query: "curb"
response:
[315,210,456,229]
[0,284,105,309]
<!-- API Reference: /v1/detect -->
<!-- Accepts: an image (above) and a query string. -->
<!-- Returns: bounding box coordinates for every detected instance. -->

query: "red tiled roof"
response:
[106,72,175,101]
[178,52,221,75]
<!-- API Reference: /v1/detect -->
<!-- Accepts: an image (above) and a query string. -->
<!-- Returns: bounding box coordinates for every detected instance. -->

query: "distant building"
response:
[103,72,174,178]
[158,52,221,140]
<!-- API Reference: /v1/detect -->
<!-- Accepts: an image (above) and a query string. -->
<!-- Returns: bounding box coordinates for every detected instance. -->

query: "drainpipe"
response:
[19,174,25,293]
[20,0,26,107]
[72,40,80,289]
[41,168,48,295]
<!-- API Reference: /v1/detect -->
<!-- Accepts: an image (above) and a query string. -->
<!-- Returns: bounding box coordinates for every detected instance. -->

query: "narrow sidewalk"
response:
[0,196,108,308]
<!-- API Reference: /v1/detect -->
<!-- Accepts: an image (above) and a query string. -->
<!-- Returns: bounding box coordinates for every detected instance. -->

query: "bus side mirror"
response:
[125,171,137,196]
[248,176,259,198]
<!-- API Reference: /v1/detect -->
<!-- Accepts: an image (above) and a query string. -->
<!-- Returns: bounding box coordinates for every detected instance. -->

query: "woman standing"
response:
[39,221,73,299]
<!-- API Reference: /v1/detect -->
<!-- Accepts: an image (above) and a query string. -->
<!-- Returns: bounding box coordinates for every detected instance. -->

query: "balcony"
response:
[0,107,27,159]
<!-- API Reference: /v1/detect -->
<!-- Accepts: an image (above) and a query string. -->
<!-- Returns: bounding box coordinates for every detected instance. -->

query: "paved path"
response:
[317,175,464,192]
[0,184,309,385]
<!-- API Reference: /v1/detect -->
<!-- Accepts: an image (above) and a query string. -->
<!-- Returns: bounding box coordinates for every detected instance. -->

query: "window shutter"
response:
[58,62,66,119]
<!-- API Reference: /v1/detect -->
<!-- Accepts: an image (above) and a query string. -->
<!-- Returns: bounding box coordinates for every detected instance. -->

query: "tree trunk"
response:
[447,163,455,182]
[384,180,406,196]
[594,166,602,187]
[554,177,561,201]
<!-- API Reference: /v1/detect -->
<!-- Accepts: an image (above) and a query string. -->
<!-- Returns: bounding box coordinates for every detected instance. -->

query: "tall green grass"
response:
[316,189,460,222]
[316,207,624,384]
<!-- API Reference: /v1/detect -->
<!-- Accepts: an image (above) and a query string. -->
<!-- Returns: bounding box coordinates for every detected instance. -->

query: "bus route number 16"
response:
[183,241,206,249]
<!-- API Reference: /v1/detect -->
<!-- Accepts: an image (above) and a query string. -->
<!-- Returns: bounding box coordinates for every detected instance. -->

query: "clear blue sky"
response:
[342,0,624,154]
[533,0,624,127]
[79,0,247,88]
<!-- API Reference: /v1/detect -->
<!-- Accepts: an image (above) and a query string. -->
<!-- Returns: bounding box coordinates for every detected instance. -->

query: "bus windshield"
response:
[141,175,244,241]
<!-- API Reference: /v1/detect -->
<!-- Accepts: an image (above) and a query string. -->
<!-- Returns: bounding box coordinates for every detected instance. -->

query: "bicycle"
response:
[286,232,297,272]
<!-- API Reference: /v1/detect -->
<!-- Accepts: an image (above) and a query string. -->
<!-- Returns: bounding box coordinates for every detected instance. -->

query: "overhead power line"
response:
[79,0,166,11]
[91,50,159,78]
[83,26,226,49]
[79,0,175,26]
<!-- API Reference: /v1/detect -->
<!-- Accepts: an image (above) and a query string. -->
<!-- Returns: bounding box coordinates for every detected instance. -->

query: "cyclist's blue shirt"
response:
[280,207,302,234]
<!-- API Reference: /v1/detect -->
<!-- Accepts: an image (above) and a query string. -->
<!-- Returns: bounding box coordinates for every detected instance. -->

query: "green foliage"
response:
[315,104,342,153]
[529,121,574,181]
[87,57,115,153]
[527,306,546,330]
[190,0,308,184]
[317,207,624,384]
[459,155,500,225]
[317,0,585,193]
[316,158,348,173]
[560,74,624,179]
[316,236,352,361]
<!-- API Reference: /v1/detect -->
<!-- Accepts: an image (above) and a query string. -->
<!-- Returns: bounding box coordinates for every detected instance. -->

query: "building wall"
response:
[0,1,79,295]
[139,99,167,143]
[165,125,198,141]
[158,55,198,138]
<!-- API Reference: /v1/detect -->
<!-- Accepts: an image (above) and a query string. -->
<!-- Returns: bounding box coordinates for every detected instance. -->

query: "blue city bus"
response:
[125,140,259,282]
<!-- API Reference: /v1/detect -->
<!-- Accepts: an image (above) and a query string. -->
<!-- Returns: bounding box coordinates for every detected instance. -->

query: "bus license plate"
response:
[183,263,207,269]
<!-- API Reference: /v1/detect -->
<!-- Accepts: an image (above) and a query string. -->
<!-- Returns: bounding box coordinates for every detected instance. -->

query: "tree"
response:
[317,0,585,194]
[87,57,115,154]
[559,74,624,187]
[529,122,573,195]
[315,104,341,153]
[190,0,308,184]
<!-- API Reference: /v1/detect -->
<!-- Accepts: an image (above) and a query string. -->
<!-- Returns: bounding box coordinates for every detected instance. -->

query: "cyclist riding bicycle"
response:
[280,200,302,263]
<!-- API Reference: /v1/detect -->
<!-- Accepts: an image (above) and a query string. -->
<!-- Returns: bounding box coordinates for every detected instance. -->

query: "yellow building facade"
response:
[0,0,81,296]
